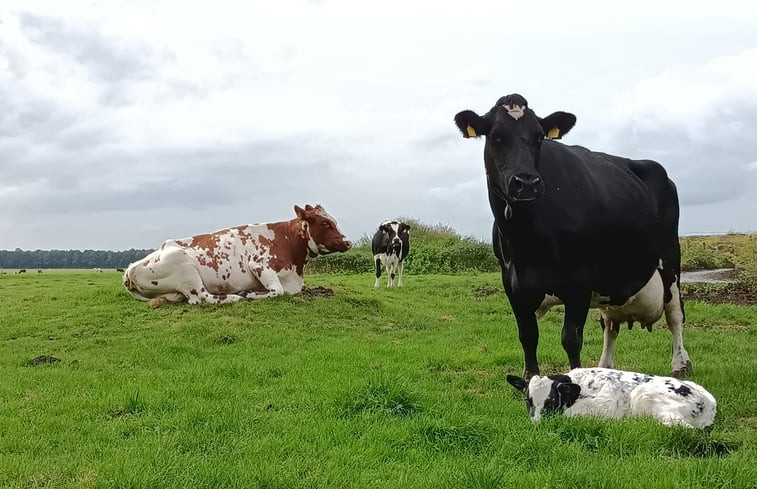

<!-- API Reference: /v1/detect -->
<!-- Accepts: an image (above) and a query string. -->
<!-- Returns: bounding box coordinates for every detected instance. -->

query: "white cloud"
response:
[1,0,757,249]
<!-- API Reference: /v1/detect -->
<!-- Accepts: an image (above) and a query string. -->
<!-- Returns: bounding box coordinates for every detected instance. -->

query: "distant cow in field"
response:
[94,268,103,273]
[37,269,42,273]
[507,368,716,430]
[123,204,351,307]
[454,93,690,380]
[17,269,26,274]
[116,268,125,273]
[372,220,410,287]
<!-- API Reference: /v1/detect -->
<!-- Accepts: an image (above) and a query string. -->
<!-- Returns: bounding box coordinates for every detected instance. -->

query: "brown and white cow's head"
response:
[454,94,576,206]
[294,204,352,255]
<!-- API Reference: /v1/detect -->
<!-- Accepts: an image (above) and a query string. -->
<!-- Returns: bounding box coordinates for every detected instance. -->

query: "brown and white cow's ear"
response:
[305,204,314,211]
[454,110,492,139]
[294,205,307,219]
[506,374,528,393]
[539,111,577,140]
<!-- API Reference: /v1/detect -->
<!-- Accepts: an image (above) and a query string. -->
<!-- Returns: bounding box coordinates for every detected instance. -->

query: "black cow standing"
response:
[454,94,690,380]
[372,220,410,288]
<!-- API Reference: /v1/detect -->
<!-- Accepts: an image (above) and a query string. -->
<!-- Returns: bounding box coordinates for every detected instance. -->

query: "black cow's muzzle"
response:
[508,174,541,202]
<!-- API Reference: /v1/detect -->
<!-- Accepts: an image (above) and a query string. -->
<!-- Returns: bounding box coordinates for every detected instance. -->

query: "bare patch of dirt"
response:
[707,268,740,281]
[26,355,61,366]
[299,286,334,298]
[680,268,738,283]
[472,286,501,298]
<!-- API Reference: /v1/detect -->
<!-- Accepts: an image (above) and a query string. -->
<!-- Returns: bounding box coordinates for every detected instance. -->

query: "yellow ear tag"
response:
[466,125,477,138]
[547,127,560,139]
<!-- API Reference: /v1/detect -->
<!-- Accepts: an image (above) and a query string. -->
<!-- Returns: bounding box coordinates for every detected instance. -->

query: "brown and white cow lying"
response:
[123,204,351,307]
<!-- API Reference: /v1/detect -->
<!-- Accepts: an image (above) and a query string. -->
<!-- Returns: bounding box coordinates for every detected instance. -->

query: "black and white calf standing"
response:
[507,368,716,429]
[454,93,690,380]
[371,220,410,287]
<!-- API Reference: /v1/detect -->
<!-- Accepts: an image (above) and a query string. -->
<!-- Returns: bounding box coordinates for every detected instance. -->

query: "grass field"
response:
[0,271,755,488]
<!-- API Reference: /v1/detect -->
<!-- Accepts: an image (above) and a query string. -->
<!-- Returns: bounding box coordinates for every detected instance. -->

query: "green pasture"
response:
[0,271,755,488]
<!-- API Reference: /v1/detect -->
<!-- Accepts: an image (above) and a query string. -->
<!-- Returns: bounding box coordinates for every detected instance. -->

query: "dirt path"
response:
[680,268,738,283]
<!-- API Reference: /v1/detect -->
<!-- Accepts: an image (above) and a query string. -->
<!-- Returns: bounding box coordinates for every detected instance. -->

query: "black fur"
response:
[454,93,685,379]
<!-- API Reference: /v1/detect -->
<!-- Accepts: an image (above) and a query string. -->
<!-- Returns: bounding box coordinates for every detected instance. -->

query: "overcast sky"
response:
[2,1,756,250]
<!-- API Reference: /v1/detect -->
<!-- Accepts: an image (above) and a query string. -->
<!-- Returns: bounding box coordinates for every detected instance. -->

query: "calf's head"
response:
[377,220,410,255]
[455,94,576,205]
[294,204,352,254]
[507,374,581,422]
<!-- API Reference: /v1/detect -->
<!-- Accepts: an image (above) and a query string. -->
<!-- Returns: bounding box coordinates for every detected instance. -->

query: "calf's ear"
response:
[556,382,581,407]
[294,205,307,219]
[539,111,577,140]
[506,374,528,392]
[454,110,492,138]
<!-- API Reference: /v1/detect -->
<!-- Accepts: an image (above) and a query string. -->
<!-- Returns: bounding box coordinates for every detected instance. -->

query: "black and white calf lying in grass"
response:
[507,368,716,430]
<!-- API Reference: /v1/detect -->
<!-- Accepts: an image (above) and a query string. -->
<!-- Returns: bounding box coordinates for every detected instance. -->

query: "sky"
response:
[2,0,756,250]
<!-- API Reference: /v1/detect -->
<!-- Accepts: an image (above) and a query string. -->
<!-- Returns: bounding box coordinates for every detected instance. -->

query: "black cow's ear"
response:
[454,110,492,138]
[539,111,577,140]
[506,374,528,392]
[556,382,581,407]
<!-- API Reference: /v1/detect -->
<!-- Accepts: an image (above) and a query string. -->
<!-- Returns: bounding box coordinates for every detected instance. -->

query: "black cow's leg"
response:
[561,293,591,369]
[374,258,382,288]
[511,303,540,379]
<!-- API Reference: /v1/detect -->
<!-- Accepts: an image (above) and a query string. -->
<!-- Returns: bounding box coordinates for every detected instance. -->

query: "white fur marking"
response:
[503,104,525,120]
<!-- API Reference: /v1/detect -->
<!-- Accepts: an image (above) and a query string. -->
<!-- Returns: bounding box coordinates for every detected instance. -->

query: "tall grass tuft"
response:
[337,373,422,417]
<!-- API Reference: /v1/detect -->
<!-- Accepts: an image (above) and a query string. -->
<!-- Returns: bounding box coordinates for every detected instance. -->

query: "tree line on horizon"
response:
[0,249,154,269]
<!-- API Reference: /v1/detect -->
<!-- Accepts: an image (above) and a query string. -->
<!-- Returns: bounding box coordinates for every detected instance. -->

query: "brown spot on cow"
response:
[261,220,309,275]
[183,233,224,271]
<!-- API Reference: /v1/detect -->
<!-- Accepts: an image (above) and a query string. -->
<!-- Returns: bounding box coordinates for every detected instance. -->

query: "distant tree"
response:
[0,249,154,269]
